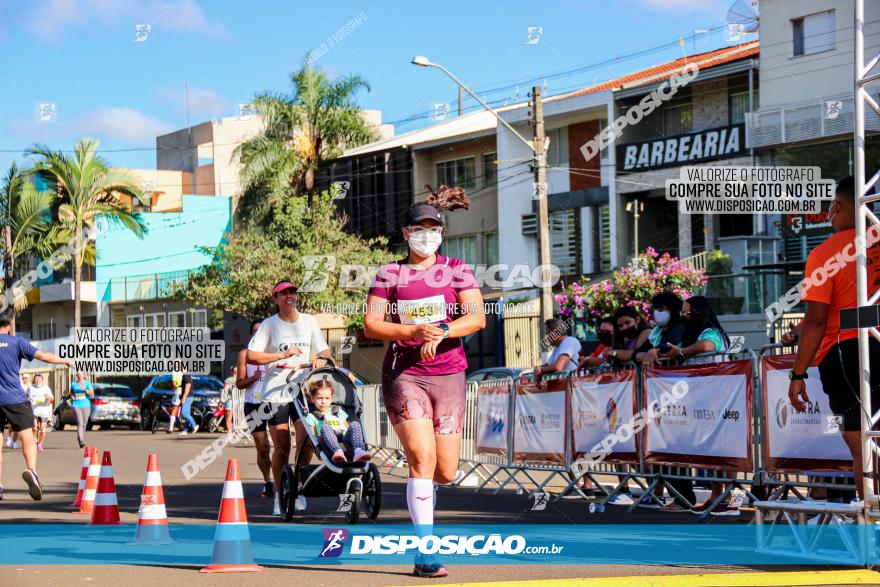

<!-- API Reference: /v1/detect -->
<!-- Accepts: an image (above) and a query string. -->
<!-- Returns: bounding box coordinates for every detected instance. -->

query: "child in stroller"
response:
[304,379,372,464]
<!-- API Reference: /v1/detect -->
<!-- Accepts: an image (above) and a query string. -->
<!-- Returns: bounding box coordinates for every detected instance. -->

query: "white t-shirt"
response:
[548,336,581,372]
[29,384,53,407]
[247,313,330,403]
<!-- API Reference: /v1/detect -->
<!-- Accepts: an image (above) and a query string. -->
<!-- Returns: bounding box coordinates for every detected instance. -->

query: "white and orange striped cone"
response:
[131,453,174,544]
[75,448,100,515]
[89,451,121,525]
[71,445,92,507]
[201,459,262,573]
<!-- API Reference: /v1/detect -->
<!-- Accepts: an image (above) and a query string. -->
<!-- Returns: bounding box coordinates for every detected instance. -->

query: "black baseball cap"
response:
[406,203,442,226]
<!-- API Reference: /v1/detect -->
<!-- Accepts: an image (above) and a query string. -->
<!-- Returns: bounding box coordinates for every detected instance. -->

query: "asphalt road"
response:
[0,428,864,586]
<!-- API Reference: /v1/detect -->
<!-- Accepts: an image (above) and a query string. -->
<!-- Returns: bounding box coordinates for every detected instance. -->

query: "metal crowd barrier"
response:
[357,348,859,522]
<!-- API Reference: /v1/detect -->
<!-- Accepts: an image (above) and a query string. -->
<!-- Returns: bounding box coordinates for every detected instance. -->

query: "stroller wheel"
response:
[364,463,382,521]
[280,464,297,522]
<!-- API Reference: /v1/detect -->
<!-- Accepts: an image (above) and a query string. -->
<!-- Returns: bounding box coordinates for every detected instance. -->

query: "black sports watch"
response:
[438,323,450,339]
[789,370,808,381]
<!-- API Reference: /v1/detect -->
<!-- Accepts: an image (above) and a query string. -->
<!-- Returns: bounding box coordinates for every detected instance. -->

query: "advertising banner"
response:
[762,355,852,472]
[513,379,568,464]
[643,360,753,469]
[476,380,512,456]
[570,370,638,462]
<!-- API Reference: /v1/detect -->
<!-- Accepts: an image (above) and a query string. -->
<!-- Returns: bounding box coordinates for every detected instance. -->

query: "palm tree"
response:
[236,55,378,224]
[28,138,148,328]
[0,163,60,330]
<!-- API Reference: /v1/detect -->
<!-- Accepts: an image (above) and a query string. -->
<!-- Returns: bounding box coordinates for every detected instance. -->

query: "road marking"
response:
[431,570,880,587]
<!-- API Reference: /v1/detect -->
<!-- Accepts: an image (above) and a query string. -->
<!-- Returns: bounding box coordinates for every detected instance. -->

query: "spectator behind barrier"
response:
[579,316,615,370]
[634,291,685,366]
[603,307,651,366]
[534,319,581,377]
[662,296,731,362]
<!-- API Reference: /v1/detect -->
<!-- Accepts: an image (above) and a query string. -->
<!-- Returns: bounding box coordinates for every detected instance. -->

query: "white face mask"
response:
[653,309,671,326]
[408,230,442,256]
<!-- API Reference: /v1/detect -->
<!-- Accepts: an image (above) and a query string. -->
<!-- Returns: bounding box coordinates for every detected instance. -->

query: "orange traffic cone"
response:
[71,445,92,507]
[201,459,262,573]
[89,451,121,525]
[76,448,100,515]
[131,454,174,544]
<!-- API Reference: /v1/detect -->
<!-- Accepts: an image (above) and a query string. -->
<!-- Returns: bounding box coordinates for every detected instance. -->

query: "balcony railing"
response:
[107,269,192,303]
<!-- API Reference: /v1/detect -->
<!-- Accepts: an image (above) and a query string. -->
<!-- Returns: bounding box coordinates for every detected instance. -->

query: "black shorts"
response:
[243,401,298,433]
[0,402,35,432]
[818,338,880,432]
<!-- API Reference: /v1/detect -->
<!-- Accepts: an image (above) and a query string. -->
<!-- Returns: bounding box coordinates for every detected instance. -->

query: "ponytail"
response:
[424,184,470,212]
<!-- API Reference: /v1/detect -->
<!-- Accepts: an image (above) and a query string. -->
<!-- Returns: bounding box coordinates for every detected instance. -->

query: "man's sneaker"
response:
[273,495,281,516]
[22,469,42,501]
[607,493,634,506]
[295,495,307,511]
[710,504,741,516]
[353,448,372,462]
[179,430,188,436]
[413,556,448,578]
[690,501,715,514]
[261,481,274,498]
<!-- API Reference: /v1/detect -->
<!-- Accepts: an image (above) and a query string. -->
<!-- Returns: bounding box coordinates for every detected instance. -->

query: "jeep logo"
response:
[722,409,740,421]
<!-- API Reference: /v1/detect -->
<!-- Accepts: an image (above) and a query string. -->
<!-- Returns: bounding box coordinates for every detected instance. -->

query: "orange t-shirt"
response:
[802,228,880,363]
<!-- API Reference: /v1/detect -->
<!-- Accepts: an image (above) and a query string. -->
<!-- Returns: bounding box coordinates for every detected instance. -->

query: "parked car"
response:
[466,367,523,384]
[54,383,141,430]
[139,374,224,431]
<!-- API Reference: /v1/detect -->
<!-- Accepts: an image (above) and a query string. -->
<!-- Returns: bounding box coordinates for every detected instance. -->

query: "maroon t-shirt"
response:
[367,256,478,376]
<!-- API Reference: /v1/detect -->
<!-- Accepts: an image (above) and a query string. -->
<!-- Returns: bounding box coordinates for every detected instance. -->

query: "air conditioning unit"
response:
[522,213,537,236]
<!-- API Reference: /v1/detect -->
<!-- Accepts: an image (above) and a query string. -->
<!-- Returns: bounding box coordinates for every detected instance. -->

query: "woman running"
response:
[28,374,54,452]
[246,281,333,516]
[70,372,94,449]
[237,320,272,498]
[364,186,486,579]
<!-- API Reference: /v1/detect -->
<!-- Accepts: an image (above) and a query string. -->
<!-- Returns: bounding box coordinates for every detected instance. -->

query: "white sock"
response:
[406,478,435,536]
[168,416,176,430]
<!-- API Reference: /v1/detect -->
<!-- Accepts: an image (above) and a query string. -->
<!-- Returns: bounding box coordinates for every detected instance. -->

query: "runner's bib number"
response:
[397,295,447,325]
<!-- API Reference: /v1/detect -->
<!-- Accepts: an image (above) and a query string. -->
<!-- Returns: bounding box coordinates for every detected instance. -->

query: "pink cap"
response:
[272,281,298,295]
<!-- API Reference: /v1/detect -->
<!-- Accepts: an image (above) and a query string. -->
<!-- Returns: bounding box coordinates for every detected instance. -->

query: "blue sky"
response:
[0,0,745,171]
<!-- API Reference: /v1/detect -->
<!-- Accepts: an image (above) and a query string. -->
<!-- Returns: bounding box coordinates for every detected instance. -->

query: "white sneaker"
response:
[353,448,372,462]
[12,441,21,449]
[4,436,11,448]
[273,495,281,516]
[179,430,188,436]
[607,494,635,506]
[295,495,307,511]
[729,489,747,508]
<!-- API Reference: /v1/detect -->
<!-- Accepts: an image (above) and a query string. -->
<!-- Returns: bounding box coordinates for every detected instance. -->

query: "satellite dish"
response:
[727,0,759,34]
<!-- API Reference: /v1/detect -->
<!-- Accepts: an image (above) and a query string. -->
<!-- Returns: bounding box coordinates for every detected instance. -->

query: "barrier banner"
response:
[761,355,852,472]
[569,370,638,463]
[643,360,753,469]
[513,377,568,463]
[476,380,511,456]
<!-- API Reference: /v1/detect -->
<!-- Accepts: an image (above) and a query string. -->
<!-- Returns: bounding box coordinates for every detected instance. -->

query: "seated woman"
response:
[602,307,651,365]
[661,296,740,516]
[579,316,615,369]
[633,291,686,366]
[303,379,371,464]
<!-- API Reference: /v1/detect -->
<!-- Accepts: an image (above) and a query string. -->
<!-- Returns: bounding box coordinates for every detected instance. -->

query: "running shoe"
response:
[261,481,274,498]
[36,443,43,452]
[4,436,11,448]
[179,430,188,436]
[78,440,84,448]
[710,505,741,516]
[689,501,715,514]
[295,495,307,511]
[22,469,42,501]
[273,495,281,516]
[659,502,689,512]
[353,448,372,462]
[413,557,448,578]
[606,493,634,506]
[12,441,20,449]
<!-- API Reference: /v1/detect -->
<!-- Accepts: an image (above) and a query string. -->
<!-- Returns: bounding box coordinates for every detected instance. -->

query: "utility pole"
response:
[458,85,463,116]
[532,86,553,323]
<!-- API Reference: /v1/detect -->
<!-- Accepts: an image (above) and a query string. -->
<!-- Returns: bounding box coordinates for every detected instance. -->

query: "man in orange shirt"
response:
[788,176,880,499]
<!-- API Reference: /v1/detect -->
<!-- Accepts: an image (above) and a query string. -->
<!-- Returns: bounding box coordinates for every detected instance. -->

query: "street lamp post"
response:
[625,200,644,259]
[411,56,554,323]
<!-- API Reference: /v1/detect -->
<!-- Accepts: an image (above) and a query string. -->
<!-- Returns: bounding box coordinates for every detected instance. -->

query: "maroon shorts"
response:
[381,371,467,434]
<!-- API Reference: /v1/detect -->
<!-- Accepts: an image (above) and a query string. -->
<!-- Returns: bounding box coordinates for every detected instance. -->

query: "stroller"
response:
[278,358,382,524]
